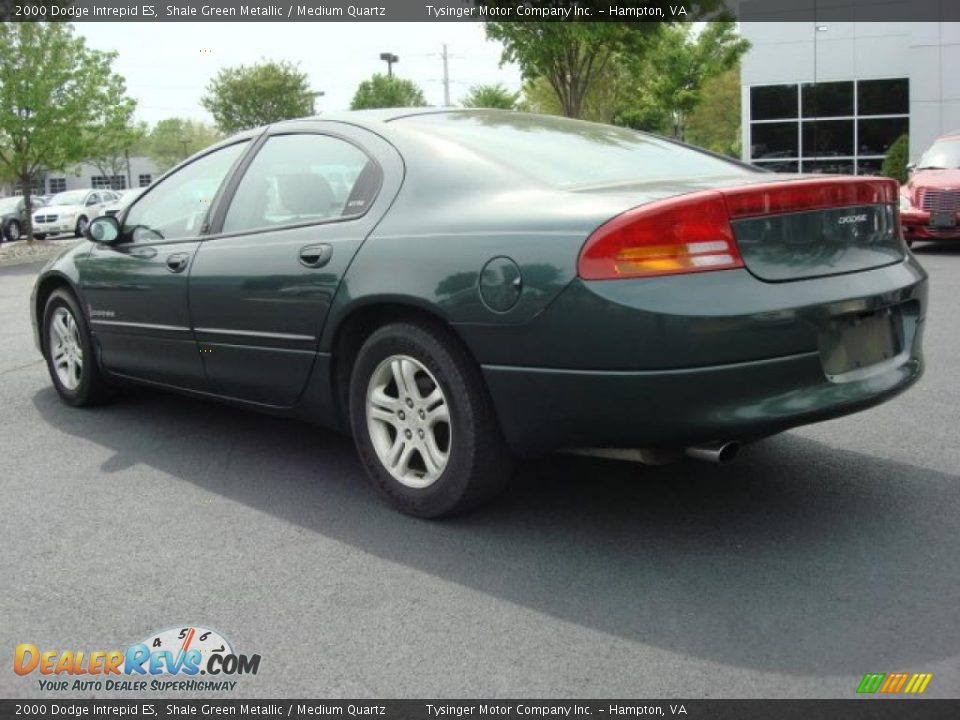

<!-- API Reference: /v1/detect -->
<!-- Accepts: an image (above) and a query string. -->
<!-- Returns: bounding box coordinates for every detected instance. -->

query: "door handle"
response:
[298,243,333,268]
[166,252,190,273]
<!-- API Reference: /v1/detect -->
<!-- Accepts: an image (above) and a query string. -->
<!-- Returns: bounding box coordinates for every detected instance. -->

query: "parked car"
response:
[102,188,146,217]
[900,131,960,245]
[32,189,121,239]
[31,109,927,517]
[0,196,29,242]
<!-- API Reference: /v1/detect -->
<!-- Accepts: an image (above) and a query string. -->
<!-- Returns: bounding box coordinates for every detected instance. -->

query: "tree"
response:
[201,60,315,134]
[881,134,910,184]
[85,100,147,190]
[461,83,519,110]
[144,118,221,172]
[636,22,749,141]
[0,23,136,239]
[350,74,427,110]
[485,22,654,119]
[685,67,743,156]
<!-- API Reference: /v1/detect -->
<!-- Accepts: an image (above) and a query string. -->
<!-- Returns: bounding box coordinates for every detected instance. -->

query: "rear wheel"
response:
[5,220,21,242]
[349,320,512,518]
[42,289,112,406]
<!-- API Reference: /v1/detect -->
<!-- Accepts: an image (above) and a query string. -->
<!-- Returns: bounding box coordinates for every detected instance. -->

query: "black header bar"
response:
[4,0,960,23]
[1,700,959,719]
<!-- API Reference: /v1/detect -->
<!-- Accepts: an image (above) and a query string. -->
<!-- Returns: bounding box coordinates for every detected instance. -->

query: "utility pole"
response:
[441,43,450,106]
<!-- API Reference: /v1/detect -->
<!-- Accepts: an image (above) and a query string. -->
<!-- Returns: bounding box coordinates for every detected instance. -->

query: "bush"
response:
[881,134,909,184]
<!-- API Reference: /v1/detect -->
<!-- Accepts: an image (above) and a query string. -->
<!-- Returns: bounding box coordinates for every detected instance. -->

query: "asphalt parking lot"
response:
[1,247,958,699]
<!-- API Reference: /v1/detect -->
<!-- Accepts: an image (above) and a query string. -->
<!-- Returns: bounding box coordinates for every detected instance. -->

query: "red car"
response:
[900,131,960,245]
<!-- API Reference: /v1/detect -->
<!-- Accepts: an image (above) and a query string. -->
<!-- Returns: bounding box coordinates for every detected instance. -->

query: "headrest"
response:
[275,173,335,216]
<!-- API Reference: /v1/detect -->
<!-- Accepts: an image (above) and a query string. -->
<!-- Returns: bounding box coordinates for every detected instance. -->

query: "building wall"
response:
[741,21,960,167]
[1,156,160,197]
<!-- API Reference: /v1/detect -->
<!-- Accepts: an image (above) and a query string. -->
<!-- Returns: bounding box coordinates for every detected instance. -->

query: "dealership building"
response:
[740,22,960,173]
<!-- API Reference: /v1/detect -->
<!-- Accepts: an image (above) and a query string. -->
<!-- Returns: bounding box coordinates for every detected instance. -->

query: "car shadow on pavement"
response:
[33,385,960,677]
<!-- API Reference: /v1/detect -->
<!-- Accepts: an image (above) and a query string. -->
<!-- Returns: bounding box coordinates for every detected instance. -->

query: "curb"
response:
[0,239,82,269]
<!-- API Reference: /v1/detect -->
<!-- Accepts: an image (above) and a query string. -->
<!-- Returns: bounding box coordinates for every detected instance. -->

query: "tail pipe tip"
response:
[684,441,741,464]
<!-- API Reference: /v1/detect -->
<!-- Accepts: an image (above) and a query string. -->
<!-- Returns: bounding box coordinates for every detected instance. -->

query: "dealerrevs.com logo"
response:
[14,626,261,692]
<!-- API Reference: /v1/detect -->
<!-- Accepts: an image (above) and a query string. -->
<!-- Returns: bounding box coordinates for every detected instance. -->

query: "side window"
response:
[86,193,100,206]
[221,133,380,235]
[123,141,248,243]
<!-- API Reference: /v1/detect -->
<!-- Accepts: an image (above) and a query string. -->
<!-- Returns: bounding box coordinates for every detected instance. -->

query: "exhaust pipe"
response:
[684,441,740,464]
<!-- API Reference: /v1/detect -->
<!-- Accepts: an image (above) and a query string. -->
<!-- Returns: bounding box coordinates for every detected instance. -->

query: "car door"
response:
[188,124,402,406]
[77,140,252,388]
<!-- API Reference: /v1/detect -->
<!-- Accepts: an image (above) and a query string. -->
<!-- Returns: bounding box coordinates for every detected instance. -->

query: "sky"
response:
[77,22,524,127]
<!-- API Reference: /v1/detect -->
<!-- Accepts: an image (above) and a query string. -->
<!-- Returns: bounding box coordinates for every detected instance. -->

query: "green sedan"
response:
[31,109,926,517]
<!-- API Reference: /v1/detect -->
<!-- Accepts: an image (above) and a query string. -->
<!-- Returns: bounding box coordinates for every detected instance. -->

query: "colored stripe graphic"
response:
[904,673,933,694]
[880,672,909,693]
[857,673,886,693]
[857,672,932,694]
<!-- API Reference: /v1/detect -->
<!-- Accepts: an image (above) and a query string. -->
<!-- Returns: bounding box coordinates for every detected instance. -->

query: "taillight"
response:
[578,191,743,280]
[577,177,900,281]
[723,177,898,219]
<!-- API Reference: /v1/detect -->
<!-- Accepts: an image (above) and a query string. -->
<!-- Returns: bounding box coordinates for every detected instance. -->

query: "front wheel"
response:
[349,321,512,518]
[74,216,89,238]
[42,289,112,406]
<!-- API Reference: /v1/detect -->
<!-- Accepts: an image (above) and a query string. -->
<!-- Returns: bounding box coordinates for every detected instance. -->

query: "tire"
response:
[34,233,46,241]
[42,288,112,407]
[349,320,513,518]
[74,216,89,238]
[5,220,21,242]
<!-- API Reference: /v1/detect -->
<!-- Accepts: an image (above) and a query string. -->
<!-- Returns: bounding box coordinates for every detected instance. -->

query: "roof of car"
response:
[269,107,503,130]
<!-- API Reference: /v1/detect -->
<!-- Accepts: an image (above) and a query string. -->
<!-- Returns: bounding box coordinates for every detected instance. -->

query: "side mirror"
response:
[87,216,120,244]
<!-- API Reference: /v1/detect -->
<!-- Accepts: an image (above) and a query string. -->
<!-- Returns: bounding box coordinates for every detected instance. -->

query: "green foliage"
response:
[685,67,743,156]
[461,83,519,110]
[201,60,316,134]
[85,111,147,185]
[633,22,750,141]
[144,118,221,172]
[881,134,910,185]
[350,74,428,110]
[485,22,655,119]
[0,22,136,238]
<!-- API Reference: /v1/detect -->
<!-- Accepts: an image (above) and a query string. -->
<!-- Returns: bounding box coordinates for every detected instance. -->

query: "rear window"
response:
[397,111,752,189]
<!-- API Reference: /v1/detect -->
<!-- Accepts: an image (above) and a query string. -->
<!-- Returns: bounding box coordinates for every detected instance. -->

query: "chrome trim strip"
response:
[194,327,315,342]
[90,320,189,332]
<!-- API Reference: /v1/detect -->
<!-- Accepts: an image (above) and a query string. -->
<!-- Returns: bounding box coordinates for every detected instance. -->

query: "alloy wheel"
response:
[365,354,452,488]
[49,307,83,391]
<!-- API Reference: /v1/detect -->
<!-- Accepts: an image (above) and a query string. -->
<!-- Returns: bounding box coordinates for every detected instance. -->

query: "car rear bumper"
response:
[483,342,922,456]
[463,258,927,456]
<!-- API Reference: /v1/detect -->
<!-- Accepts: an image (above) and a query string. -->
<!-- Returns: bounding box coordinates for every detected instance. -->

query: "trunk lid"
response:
[580,174,905,282]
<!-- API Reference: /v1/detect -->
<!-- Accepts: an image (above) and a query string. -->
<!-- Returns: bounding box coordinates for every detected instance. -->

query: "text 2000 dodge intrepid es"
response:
[31,109,926,517]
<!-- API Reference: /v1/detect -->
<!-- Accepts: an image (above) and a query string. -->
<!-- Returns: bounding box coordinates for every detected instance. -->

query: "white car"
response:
[32,189,121,239]
[102,187,146,217]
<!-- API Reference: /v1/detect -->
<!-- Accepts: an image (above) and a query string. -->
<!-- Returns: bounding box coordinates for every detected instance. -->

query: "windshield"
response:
[397,111,752,189]
[917,139,960,169]
[0,197,21,212]
[48,190,89,206]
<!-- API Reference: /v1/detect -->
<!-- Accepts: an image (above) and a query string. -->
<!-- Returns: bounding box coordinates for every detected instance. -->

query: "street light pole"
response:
[379,52,399,77]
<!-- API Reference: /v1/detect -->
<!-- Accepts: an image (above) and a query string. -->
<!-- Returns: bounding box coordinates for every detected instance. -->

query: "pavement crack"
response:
[0,359,44,376]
